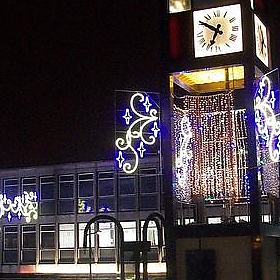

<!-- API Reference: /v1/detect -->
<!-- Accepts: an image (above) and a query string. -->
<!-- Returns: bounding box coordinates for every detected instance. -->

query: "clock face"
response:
[193,4,243,58]
[254,14,268,67]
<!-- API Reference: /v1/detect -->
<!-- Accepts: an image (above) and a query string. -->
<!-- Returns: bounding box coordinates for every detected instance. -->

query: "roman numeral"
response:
[204,14,211,20]
[232,25,239,31]
[214,10,220,17]
[199,37,205,44]
[215,45,221,52]
[206,44,211,50]
[229,17,236,23]
[229,34,237,42]
[223,11,228,18]
[197,31,203,37]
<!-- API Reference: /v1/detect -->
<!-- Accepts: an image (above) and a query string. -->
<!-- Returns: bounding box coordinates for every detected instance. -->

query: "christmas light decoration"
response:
[116,92,160,174]
[173,92,249,202]
[0,191,38,223]
[254,72,280,197]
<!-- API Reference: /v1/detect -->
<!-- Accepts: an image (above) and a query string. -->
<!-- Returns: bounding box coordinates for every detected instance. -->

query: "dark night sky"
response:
[0,1,279,168]
[0,1,165,168]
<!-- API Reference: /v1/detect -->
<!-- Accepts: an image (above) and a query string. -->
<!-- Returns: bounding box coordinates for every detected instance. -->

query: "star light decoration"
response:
[0,191,38,223]
[254,73,280,197]
[116,92,160,174]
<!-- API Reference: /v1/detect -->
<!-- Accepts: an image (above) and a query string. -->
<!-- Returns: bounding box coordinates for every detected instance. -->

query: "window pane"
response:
[99,222,115,247]
[120,221,136,242]
[78,198,94,213]
[3,251,18,264]
[78,173,94,197]
[140,195,158,210]
[22,177,36,193]
[119,196,136,211]
[59,224,75,248]
[58,200,74,214]
[98,197,115,212]
[78,223,95,248]
[40,225,55,249]
[40,176,55,199]
[119,177,135,195]
[99,179,114,196]
[22,226,36,249]
[140,173,157,194]
[40,201,56,215]
[4,179,18,197]
[59,175,74,198]
[4,226,18,249]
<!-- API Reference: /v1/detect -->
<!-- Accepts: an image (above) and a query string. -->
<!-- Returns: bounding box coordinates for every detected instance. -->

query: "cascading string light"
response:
[173,91,249,203]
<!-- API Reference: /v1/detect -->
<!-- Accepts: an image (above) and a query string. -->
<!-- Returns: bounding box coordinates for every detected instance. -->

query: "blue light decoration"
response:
[254,69,280,197]
[0,191,38,223]
[115,92,160,174]
[254,73,280,162]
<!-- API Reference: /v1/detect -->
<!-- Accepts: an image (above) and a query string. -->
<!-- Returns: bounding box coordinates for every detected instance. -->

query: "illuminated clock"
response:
[254,14,269,67]
[193,4,243,58]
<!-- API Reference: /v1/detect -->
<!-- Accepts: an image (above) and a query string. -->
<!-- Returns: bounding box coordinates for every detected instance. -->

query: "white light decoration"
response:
[255,75,280,162]
[0,191,38,223]
[116,92,160,174]
[254,72,280,197]
[172,92,249,202]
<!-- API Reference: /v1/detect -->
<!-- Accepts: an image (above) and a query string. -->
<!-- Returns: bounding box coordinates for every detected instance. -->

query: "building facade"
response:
[0,158,165,277]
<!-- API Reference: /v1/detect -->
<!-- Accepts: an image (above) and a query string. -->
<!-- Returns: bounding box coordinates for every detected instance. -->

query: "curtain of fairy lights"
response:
[173,91,248,202]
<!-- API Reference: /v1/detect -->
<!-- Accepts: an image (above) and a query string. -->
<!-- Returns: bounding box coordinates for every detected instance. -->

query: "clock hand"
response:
[199,21,218,32]
[209,24,223,46]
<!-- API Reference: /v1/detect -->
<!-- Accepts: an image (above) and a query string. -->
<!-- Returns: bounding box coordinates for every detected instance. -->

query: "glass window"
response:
[98,222,115,247]
[40,176,55,200]
[59,224,75,263]
[59,175,74,215]
[4,226,18,249]
[22,177,36,193]
[78,173,94,197]
[78,173,94,213]
[58,200,74,214]
[40,176,55,215]
[3,226,18,264]
[59,175,74,198]
[120,221,136,242]
[21,225,36,264]
[119,176,135,195]
[98,172,115,212]
[141,221,158,246]
[98,172,114,196]
[40,224,55,263]
[78,223,95,248]
[140,169,157,194]
[140,194,158,210]
[40,225,55,249]
[119,196,136,211]
[98,197,115,212]
[4,178,18,198]
[59,224,75,249]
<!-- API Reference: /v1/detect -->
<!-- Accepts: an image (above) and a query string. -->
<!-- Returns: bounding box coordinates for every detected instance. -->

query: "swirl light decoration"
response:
[0,191,38,223]
[173,92,249,202]
[115,92,160,174]
[254,72,280,197]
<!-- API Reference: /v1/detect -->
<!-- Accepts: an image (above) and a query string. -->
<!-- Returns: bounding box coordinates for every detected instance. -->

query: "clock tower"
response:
[164,0,280,279]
